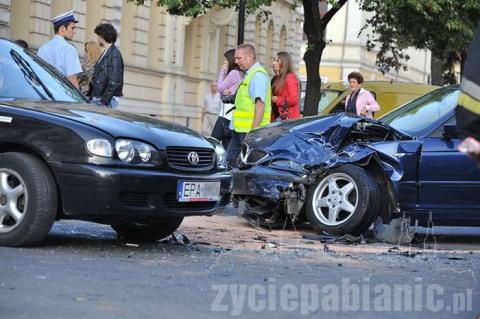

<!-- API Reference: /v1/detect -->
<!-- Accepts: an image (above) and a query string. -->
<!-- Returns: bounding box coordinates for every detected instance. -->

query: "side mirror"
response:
[442,124,458,140]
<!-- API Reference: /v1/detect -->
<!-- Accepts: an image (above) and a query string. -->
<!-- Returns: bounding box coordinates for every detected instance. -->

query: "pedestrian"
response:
[345,72,380,118]
[456,21,480,163]
[88,23,124,108]
[202,82,222,136]
[271,52,300,121]
[227,43,271,168]
[38,9,82,88]
[78,41,102,95]
[212,48,244,149]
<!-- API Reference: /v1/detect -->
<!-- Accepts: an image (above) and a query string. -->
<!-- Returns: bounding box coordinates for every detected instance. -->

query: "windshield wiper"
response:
[10,50,55,101]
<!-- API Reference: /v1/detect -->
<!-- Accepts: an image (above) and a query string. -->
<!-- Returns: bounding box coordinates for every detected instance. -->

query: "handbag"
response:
[211,116,232,140]
[280,99,289,120]
[221,94,236,104]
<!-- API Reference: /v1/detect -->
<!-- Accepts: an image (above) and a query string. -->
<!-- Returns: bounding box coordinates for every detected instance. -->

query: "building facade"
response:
[1,0,303,131]
[299,1,432,85]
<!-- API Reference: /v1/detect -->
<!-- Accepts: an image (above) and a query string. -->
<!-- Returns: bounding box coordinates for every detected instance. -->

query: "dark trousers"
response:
[226,131,247,168]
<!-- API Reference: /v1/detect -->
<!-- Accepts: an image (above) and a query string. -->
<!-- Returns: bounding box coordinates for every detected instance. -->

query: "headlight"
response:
[116,140,135,162]
[115,139,155,164]
[270,160,305,172]
[86,139,113,157]
[215,143,227,169]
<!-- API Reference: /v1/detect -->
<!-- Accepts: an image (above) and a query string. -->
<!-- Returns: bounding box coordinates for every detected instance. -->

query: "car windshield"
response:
[0,39,86,103]
[379,86,459,137]
[300,89,342,114]
[318,89,342,113]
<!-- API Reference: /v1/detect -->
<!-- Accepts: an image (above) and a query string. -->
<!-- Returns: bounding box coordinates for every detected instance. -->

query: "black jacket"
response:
[88,45,124,105]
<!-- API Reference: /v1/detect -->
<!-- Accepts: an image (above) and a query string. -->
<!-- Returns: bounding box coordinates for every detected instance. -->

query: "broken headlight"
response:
[240,143,268,164]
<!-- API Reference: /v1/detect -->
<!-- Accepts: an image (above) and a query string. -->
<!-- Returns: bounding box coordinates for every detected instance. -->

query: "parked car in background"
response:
[234,85,480,235]
[300,81,438,118]
[0,38,230,246]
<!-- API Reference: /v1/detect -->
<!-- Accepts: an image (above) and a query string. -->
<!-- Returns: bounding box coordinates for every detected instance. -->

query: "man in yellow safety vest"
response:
[226,43,271,168]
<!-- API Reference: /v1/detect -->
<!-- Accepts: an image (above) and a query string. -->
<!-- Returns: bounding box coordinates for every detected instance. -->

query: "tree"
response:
[302,0,348,116]
[130,0,273,17]
[359,0,480,84]
[130,0,348,116]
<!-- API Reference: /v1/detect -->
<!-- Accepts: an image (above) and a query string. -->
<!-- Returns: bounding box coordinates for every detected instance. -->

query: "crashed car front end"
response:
[232,113,415,230]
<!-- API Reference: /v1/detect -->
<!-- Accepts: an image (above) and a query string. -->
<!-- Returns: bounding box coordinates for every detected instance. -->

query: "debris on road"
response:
[374,217,415,244]
[160,233,191,246]
[302,233,364,245]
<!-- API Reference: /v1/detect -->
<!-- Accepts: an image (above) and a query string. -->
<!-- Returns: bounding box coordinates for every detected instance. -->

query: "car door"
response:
[418,116,480,213]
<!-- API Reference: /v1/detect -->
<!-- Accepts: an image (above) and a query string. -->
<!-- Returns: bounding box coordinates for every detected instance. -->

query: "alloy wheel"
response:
[0,169,28,233]
[312,173,358,226]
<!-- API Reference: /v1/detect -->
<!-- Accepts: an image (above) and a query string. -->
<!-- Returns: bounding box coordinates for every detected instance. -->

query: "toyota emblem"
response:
[187,151,200,165]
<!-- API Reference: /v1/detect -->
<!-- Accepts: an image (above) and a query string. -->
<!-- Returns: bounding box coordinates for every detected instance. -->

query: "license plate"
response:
[177,181,221,202]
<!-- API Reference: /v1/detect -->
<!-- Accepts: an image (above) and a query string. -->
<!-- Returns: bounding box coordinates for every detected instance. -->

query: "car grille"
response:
[166,147,215,171]
[119,192,153,208]
[241,143,268,163]
[163,192,216,211]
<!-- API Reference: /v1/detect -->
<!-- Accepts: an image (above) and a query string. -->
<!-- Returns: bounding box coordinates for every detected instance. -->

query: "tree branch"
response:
[321,0,348,29]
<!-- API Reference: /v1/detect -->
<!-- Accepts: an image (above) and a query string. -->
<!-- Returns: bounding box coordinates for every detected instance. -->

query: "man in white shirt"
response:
[202,82,223,136]
[38,9,82,88]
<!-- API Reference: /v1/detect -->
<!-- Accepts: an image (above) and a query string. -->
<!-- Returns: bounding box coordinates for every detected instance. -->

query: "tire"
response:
[305,164,380,236]
[111,217,184,242]
[0,152,58,247]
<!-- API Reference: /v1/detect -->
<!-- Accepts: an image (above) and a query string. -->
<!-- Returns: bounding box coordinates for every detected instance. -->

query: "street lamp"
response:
[238,0,245,45]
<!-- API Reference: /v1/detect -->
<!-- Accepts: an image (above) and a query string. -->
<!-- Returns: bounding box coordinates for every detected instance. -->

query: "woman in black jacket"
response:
[88,23,124,108]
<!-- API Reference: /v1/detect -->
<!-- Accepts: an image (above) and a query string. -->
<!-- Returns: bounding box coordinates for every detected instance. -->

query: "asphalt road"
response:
[1,216,479,319]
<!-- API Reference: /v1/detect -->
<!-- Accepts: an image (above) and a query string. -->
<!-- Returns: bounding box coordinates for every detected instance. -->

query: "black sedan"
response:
[0,39,230,246]
[233,86,480,235]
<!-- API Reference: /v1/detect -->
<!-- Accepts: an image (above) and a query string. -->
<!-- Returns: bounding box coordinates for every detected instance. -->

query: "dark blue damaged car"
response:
[233,85,480,235]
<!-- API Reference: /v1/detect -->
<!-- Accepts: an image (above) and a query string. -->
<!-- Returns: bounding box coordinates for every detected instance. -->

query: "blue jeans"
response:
[226,132,246,168]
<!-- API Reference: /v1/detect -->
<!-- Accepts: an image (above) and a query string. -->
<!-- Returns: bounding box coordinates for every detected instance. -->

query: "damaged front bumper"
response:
[232,165,313,225]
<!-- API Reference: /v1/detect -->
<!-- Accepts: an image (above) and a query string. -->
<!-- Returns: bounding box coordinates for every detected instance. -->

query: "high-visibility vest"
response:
[233,65,271,133]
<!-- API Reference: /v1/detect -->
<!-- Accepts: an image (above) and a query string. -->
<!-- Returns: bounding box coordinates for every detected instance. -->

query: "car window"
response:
[380,86,459,137]
[0,40,86,103]
[318,90,342,113]
[300,89,342,115]
[430,116,457,139]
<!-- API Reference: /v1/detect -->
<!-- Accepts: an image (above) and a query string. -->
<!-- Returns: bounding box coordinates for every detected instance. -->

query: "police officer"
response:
[456,21,480,163]
[38,9,82,88]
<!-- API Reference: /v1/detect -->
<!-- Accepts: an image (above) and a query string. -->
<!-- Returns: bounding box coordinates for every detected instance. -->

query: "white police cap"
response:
[51,9,78,28]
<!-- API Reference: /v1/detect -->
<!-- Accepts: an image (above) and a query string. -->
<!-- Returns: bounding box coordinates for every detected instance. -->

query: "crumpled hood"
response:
[243,113,412,166]
[2,101,214,150]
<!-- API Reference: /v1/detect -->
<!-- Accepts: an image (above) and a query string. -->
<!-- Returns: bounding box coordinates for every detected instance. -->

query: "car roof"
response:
[321,81,438,92]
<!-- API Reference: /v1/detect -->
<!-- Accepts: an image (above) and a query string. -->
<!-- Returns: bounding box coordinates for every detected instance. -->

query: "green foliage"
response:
[359,0,480,77]
[129,0,274,17]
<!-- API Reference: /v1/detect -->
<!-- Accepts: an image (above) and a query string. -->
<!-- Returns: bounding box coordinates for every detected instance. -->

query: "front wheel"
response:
[0,152,58,247]
[305,165,380,236]
[111,217,184,242]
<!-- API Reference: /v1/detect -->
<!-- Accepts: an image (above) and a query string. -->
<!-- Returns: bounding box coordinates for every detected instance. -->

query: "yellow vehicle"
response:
[302,81,438,118]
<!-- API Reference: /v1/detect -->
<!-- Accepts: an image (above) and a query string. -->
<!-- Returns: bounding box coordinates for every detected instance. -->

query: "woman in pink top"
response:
[344,72,380,119]
[211,49,244,148]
